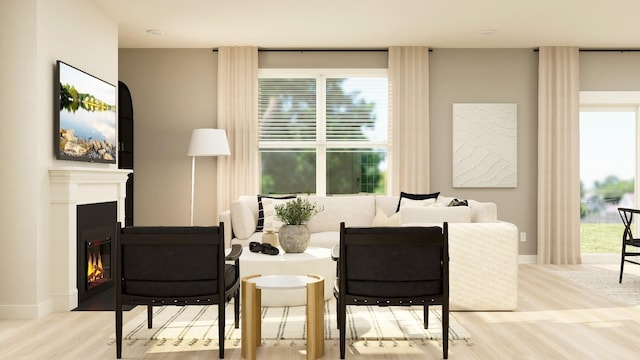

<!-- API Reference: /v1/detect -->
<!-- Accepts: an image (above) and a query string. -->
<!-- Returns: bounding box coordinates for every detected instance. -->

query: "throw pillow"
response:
[396,191,440,212]
[448,198,469,207]
[371,206,401,226]
[256,195,296,232]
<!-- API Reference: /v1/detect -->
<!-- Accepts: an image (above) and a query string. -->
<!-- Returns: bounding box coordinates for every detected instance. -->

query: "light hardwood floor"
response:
[1,264,639,359]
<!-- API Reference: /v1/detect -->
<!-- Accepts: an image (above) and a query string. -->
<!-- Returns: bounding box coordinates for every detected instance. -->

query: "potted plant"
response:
[274,196,323,253]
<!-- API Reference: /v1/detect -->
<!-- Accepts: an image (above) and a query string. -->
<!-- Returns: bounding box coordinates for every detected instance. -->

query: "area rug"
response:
[115,298,469,346]
[554,265,640,307]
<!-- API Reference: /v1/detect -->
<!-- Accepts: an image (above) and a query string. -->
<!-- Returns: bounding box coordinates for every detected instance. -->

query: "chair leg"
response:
[147,304,153,328]
[423,305,429,329]
[116,301,123,358]
[219,301,225,358]
[443,303,449,359]
[234,288,240,329]
[339,302,346,359]
[620,245,626,283]
[336,296,340,329]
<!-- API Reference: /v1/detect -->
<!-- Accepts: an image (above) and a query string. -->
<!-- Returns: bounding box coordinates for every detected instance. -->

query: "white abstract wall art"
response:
[452,103,517,188]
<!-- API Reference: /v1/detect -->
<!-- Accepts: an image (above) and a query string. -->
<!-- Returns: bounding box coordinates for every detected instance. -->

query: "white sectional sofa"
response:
[220,194,518,311]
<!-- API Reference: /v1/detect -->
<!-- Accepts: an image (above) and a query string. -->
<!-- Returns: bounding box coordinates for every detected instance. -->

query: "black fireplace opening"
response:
[76,201,117,310]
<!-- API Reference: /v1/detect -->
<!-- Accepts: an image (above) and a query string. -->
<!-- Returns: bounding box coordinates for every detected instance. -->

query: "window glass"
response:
[259,71,388,196]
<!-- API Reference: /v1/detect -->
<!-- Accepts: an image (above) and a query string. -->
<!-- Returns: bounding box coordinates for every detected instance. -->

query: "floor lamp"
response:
[187,128,230,226]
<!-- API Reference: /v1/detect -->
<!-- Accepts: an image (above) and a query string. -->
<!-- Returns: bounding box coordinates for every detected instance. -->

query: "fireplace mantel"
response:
[49,167,132,311]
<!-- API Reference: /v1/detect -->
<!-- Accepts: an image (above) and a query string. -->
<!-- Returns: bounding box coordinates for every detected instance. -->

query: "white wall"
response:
[0,0,117,319]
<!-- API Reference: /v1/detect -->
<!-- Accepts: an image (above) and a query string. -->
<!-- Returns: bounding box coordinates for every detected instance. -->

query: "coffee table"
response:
[239,246,334,306]
[241,274,324,360]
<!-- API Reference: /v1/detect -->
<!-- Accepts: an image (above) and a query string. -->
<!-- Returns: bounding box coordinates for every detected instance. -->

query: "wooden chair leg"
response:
[147,304,153,328]
[620,245,626,283]
[424,305,429,329]
[234,288,240,328]
[339,302,346,359]
[116,301,123,358]
[219,297,225,359]
[443,303,449,359]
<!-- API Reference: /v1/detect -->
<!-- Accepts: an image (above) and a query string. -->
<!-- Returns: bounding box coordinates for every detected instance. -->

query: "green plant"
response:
[274,197,323,225]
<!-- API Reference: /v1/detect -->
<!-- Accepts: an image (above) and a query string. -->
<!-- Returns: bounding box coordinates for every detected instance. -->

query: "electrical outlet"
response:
[520,232,526,242]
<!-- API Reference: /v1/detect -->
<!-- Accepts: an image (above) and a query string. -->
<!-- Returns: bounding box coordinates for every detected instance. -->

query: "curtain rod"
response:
[211,48,390,52]
[533,48,640,52]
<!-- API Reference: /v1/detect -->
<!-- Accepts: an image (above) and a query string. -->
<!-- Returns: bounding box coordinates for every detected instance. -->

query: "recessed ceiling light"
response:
[146,29,163,36]
[478,29,497,36]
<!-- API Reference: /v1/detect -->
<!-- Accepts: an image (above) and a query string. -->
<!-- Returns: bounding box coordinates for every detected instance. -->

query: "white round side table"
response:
[239,246,334,306]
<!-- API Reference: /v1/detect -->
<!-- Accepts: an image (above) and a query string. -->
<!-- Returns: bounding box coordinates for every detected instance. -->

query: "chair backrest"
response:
[618,208,640,240]
[338,222,448,300]
[117,224,225,298]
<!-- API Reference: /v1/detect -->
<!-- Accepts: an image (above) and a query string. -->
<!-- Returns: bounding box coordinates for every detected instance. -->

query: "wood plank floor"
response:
[1,264,639,359]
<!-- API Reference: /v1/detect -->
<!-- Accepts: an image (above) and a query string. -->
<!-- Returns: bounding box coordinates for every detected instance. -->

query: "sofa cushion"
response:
[230,198,259,240]
[400,206,472,224]
[374,196,399,216]
[396,191,440,212]
[371,206,401,226]
[468,200,498,222]
[307,196,376,233]
[310,231,339,248]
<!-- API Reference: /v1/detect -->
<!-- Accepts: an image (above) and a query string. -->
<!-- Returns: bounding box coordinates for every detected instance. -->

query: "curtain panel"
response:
[388,47,431,194]
[216,46,259,217]
[537,46,581,265]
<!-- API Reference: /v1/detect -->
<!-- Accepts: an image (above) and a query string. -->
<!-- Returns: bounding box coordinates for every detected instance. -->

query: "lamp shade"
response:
[187,128,230,156]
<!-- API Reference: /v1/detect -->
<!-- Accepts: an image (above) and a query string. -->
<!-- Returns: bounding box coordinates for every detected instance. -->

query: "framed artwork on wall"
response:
[452,103,517,188]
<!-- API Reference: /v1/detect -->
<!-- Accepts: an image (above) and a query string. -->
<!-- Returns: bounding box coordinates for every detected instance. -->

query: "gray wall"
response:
[430,49,539,256]
[119,49,219,226]
[580,51,640,90]
[119,48,541,255]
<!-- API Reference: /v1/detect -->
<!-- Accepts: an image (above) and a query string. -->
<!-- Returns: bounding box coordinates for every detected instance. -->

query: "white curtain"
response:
[216,46,259,218]
[537,46,581,265]
[388,47,431,194]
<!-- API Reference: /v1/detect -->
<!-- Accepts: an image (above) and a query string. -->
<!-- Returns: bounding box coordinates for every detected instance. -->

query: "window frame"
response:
[258,68,390,196]
[580,91,640,207]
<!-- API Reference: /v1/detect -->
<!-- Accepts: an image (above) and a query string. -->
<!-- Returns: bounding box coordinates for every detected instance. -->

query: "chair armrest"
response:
[225,244,243,261]
[331,244,339,261]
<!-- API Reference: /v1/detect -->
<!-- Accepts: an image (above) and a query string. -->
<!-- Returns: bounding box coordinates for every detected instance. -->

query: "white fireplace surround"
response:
[49,167,132,311]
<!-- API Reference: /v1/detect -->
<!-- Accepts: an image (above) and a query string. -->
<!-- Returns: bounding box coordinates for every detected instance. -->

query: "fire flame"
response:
[87,251,104,284]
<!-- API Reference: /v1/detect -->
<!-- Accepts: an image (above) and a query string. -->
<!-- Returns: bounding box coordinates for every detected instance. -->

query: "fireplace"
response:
[49,168,131,311]
[76,202,117,306]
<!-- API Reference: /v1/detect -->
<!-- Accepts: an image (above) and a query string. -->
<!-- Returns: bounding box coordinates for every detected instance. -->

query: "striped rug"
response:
[117,298,469,345]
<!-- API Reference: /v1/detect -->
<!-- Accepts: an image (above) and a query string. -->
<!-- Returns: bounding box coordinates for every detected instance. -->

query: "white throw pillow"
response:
[371,206,401,226]
[399,197,436,208]
[262,197,296,232]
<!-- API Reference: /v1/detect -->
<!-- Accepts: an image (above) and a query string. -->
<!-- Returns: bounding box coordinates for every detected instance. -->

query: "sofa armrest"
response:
[331,244,340,261]
[220,210,232,249]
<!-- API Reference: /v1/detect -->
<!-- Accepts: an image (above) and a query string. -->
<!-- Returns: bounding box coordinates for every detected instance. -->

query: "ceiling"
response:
[91,0,640,49]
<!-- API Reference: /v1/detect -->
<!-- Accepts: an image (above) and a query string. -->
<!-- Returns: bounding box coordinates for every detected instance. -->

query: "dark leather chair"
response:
[334,222,449,359]
[617,208,640,283]
[115,223,242,359]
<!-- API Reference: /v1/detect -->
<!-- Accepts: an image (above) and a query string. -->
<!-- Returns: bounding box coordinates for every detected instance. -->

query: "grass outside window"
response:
[580,223,623,253]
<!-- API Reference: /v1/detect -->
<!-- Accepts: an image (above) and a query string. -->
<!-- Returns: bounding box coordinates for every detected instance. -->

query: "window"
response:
[579,91,640,254]
[258,69,388,196]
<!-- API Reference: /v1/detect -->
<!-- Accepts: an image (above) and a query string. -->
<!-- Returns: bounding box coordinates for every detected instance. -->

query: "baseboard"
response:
[581,253,619,264]
[517,253,619,265]
[0,298,53,320]
[518,255,537,264]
